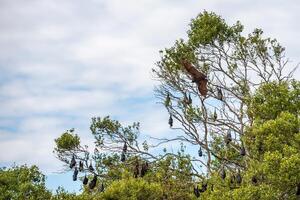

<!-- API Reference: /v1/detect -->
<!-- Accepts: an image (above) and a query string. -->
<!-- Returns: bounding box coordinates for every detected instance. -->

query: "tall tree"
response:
[54,11,299,199]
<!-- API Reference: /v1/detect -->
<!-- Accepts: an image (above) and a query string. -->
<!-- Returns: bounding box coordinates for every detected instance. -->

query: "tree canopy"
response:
[0,165,51,200]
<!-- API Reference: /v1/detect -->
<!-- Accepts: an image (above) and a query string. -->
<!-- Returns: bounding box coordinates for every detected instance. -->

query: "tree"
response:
[54,11,299,199]
[0,165,52,200]
[97,177,163,200]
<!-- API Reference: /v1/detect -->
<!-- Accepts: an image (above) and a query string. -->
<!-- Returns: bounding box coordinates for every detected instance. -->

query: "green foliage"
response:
[248,81,300,121]
[188,11,243,46]
[54,129,80,152]
[90,116,140,146]
[0,165,51,200]
[51,187,78,200]
[245,112,299,156]
[97,177,163,200]
[145,155,195,200]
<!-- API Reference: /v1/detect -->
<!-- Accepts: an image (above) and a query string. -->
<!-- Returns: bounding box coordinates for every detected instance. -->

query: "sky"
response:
[0,0,299,193]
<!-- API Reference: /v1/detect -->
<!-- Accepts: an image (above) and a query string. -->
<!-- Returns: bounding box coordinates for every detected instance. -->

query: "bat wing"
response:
[198,78,208,96]
[182,60,208,96]
[182,60,206,82]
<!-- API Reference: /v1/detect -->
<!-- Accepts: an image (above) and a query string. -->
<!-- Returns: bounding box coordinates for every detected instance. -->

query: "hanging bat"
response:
[198,147,202,157]
[73,167,78,181]
[89,175,97,189]
[133,162,139,178]
[200,183,207,193]
[225,130,232,145]
[168,115,173,127]
[123,142,127,153]
[165,93,171,107]
[194,186,200,198]
[183,93,192,105]
[89,161,94,171]
[188,94,192,104]
[121,152,126,162]
[213,109,217,121]
[251,176,258,184]
[83,175,88,185]
[217,87,223,101]
[240,146,246,156]
[79,161,84,172]
[182,60,208,96]
[70,155,76,169]
[141,162,149,177]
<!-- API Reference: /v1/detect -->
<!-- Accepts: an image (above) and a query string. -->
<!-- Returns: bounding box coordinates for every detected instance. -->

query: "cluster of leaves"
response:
[247,81,300,121]
[54,129,80,153]
[188,11,243,47]
[0,165,51,200]
[202,82,300,200]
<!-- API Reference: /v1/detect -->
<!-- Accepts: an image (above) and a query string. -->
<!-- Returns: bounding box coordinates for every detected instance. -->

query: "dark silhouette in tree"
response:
[89,175,97,189]
[69,155,76,169]
[72,167,78,181]
[83,175,88,185]
[182,60,208,96]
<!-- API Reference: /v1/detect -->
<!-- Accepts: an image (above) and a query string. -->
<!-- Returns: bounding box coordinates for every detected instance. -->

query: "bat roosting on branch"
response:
[182,60,208,96]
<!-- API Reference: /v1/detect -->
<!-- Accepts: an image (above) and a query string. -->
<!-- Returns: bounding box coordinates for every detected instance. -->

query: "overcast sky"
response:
[0,0,299,193]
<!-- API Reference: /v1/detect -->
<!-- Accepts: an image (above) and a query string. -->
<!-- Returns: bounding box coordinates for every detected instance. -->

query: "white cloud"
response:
[0,117,63,173]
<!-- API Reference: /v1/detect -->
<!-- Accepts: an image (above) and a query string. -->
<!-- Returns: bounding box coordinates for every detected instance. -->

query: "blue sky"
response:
[0,0,299,193]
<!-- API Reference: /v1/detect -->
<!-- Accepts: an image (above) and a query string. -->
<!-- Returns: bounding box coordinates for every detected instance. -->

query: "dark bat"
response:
[183,93,192,105]
[182,60,208,96]
[121,152,126,162]
[252,176,258,184]
[194,186,200,198]
[79,161,84,172]
[72,167,78,181]
[89,175,97,189]
[240,146,246,156]
[213,109,217,121]
[70,155,76,169]
[188,94,192,104]
[217,87,223,101]
[89,161,94,171]
[123,142,127,153]
[133,161,139,178]
[198,147,202,157]
[225,130,232,145]
[168,115,173,127]
[83,175,88,185]
[200,183,207,193]
[141,162,149,177]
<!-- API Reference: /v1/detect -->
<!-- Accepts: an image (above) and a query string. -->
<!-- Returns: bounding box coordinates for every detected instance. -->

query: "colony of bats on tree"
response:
[169,60,249,197]
[66,60,299,198]
[68,141,149,191]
